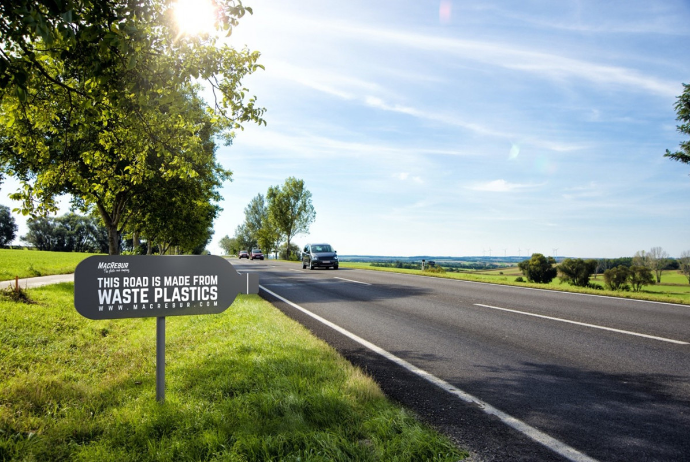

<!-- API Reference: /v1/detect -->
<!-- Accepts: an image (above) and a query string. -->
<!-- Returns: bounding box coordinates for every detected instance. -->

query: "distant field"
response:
[0,285,465,461]
[0,248,100,281]
[340,262,690,305]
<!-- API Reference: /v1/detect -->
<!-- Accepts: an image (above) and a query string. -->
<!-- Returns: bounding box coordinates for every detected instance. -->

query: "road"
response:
[233,259,690,462]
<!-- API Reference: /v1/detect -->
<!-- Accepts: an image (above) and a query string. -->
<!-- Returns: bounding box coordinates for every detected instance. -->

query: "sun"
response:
[173,0,217,36]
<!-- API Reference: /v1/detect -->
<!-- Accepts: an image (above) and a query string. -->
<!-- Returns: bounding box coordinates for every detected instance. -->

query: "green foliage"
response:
[629,265,655,292]
[267,177,316,260]
[515,276,525,282]
[665,83,690,168]
[218,235,239,256]
[0,204,18,246]
[557,258,597,287]
[0,285,466,461]
[517,253,557,283]
[423,265,446,274]
[279,242,301,261]
[604,266,631,291]
[0,1,265,255]
[22,213,108,253]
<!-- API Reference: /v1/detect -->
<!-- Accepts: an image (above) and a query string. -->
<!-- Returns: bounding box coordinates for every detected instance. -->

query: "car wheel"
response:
[333,265,338,270]
[310,263,315,270]
[302,262,306,269]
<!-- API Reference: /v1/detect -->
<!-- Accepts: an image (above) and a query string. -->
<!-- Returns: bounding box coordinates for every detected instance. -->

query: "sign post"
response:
[74,255,258,402]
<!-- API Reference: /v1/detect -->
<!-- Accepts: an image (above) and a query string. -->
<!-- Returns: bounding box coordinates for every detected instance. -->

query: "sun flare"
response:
[173,0,217,36]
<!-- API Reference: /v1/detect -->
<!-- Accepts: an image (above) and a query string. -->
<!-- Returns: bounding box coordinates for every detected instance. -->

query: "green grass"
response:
[0,284,466,461]
[0,248,101,281]
[340,262,690,305]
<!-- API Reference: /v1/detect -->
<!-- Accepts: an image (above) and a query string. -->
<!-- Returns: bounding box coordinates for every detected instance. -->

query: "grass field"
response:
[0,248,101,281]
[340,262,690,305]
[0,284,466,461]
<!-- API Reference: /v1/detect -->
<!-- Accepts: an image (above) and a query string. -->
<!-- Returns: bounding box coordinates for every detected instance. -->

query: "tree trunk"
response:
[107,224,119,255]
[133,231,140,250]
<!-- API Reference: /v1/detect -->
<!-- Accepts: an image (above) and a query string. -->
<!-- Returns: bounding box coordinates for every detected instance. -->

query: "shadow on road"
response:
[451,362,690,461]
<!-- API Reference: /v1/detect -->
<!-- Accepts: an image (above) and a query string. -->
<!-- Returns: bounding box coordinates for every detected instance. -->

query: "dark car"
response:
[238,250,249,259]
[251,249,264,260]
[302,243,338,270]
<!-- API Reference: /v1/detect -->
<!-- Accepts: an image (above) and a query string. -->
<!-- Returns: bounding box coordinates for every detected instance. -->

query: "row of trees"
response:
[219,177,316,260]
[0,1,265,255]
[21,214,109,253]
[518,247,690,290]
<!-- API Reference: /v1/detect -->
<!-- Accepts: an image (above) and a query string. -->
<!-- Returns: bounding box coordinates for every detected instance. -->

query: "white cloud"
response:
[467,179,539,192]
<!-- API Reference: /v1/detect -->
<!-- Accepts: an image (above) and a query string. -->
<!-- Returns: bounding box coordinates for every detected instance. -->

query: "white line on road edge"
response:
[260,284,599,462]
[288,269,304,273]
[474,304,688,345]
[333,277,372,286]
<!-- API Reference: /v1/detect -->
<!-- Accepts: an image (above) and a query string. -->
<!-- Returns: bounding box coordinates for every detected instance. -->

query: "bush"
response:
[629,265,655,292]
[557,258,597,287]
[518,253,557,283]
[515,276,525,282]
[423,265,445,274]
[604,266,630,291]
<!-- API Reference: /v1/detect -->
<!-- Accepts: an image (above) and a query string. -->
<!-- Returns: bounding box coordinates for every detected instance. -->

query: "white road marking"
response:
[260,285,599,462]
[334,277,372,286]
[289,269,304,272]
[474,304,689,345]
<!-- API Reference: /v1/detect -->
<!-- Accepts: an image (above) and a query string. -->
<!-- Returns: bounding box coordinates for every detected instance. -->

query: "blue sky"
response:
[3,0,690,258]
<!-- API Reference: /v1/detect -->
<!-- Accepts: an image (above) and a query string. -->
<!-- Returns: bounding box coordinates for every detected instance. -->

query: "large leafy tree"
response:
[0,0,265,254]
[665,83,690,169]
[266,177,315,260]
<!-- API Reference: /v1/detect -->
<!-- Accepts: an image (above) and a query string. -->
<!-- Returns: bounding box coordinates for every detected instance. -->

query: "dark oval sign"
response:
[74,255,244,320]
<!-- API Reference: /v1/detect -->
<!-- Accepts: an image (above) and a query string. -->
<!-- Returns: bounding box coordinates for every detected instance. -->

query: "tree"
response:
[518,253,557,283]
[0,204,17,246]
[557,258,597,287]
[679,250,690,284]
[218,235,239,256]
[266,177,316,260]
[256,219,281,259]
[647,247,669,283]
[603,266,630,291]
[665,83,690,171]
[0,0,265,254]
[632,250,649,268]
[629,266,655,292]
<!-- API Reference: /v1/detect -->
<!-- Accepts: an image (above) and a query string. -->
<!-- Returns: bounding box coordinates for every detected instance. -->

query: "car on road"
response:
[251,249,264,260]
[238,250,249,259]
[302,243,338,270]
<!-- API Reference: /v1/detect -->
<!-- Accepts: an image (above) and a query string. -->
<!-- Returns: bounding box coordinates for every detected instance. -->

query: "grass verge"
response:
[0,284,466,461]
[340,262,690,306]
[0,249,100,281]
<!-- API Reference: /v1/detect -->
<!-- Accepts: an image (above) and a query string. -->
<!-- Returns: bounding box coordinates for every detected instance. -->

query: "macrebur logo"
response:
[98,261,130,274]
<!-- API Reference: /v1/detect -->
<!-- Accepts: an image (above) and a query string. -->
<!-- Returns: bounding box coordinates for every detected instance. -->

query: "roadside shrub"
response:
[586,283,604,290]
[629,265,655,292]
[518,253,557,283]
[423,266,445,274]
[604,266,630,291]
[557,258,597,287]
[515,276,525,282]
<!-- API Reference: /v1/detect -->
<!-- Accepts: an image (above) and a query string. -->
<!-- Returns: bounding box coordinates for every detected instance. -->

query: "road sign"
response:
[74,255,255,320]
[74,255,259,402]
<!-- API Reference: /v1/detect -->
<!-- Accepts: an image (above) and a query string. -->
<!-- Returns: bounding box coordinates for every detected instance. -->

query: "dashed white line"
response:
[260,285,599,462]
[334,277,372,286]
[474,303,688,345]
[288,269,304,273]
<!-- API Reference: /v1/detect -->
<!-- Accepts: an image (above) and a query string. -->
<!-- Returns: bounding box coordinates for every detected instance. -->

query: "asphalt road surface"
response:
[232,259,690,462]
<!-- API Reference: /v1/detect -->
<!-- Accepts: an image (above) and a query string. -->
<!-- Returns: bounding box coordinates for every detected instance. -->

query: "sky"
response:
[2,0,690,258]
